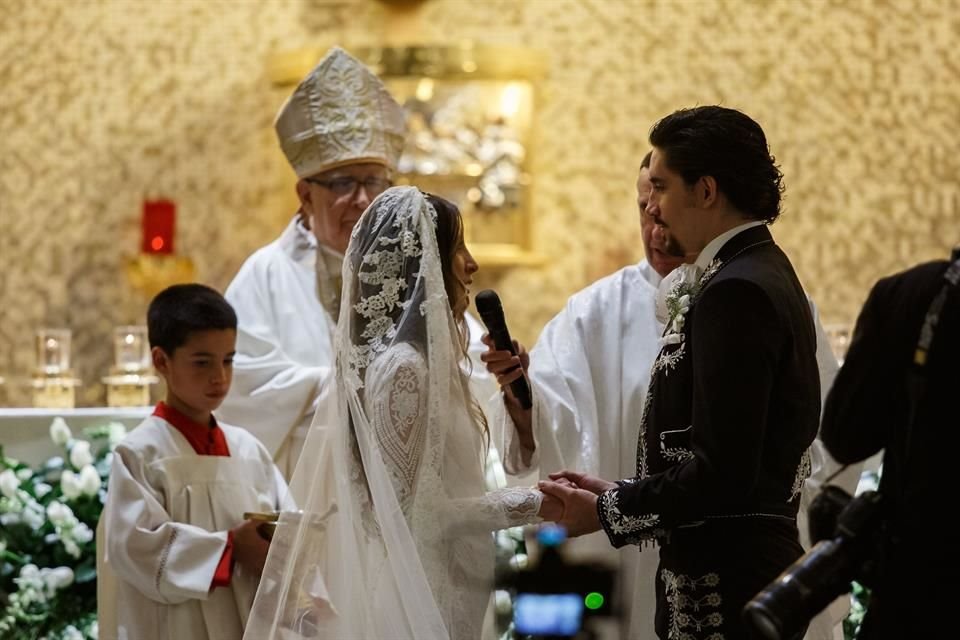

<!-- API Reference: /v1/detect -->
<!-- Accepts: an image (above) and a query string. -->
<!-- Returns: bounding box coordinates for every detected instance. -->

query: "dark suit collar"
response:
[712,223,774,265]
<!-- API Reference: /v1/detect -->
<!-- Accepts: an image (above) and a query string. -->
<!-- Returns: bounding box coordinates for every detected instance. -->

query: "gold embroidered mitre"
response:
[274,47,406,178]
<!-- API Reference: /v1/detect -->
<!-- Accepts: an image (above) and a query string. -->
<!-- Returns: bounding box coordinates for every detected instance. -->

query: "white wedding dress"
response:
[244,186,542,640]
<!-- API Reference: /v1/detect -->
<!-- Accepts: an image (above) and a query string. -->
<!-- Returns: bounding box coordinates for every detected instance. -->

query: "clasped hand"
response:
[536,470,617,537]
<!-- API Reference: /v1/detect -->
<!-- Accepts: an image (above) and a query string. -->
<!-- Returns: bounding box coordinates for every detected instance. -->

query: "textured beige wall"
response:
[1,0,958,406]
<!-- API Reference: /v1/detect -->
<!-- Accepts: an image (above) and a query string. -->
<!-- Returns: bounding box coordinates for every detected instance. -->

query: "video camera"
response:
[743,485,887,639]
[498,525,617,640]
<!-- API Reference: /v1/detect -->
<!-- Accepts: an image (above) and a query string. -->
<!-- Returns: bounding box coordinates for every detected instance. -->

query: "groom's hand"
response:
[547,470,617,496]
[537,480,602,537]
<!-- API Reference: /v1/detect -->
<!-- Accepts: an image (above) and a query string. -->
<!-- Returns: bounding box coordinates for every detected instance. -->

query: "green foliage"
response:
[0,419,126,640]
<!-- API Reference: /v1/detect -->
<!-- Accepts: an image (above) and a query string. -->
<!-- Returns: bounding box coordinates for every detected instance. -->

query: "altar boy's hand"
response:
[547,470,618,496]
[232,519,271,576]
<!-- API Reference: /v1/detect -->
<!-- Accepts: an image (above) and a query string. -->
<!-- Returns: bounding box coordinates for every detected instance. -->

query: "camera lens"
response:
[742,606,781,640]
[743,540,850,640]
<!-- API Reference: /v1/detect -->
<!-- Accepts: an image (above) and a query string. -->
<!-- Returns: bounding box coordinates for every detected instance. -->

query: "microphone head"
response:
[474,289,503,316]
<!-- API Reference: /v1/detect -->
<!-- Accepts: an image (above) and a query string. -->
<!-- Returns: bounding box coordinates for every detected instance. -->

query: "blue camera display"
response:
[514,593,584,636]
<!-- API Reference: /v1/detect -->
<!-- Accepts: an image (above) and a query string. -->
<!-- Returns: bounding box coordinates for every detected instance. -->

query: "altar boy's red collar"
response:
[153,402,230,456]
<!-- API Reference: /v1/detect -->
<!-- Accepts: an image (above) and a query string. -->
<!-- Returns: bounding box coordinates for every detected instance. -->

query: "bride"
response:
[244,186,557,639]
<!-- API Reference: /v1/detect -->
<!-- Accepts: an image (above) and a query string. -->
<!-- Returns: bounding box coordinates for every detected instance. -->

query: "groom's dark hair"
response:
[649,106,784,223]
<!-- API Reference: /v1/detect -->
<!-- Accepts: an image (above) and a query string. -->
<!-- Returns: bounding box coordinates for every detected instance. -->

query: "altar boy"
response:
[98,283,291,640]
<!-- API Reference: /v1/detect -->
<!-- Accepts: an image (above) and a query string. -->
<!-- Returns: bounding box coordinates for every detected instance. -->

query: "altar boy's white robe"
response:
[221,216,496,479]
[98,412,291,640]
[496,259,851,640]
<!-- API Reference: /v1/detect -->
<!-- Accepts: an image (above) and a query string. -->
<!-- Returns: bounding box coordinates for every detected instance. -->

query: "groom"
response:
[541,106,820,639]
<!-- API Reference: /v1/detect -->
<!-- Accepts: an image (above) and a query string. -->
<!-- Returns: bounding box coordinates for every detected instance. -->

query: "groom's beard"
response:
[662,232,687,259]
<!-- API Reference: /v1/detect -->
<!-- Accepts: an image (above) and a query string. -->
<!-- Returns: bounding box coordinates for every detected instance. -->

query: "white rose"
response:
[63,538,81,558]
[22,505,45,530]
[19,564,40,579]
[34,482,53,498]
[62,626,84,640]
[671,314,685,334]
[508,553,529,570]
[78,464,102,496]
[46,500,72,526]
[60,470,82,500]
[49,417,72,446]
[16,468,32,481]
[69,441,94,469]
[50,566,75,590]
[89,621,99,639]
[658,333,683,348]
[0,469,20,498]
[72,522,94,544]
[42,566,75,594]
[494,589,513,615]
[107,422,127,445]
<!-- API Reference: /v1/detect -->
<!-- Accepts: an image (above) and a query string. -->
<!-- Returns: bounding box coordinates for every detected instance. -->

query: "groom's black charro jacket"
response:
[598,224,820,639]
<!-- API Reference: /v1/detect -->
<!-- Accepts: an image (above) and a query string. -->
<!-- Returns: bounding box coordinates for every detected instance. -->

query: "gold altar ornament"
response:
[102,325,158,407]
[31,329,81,409]
[125,254,196,301]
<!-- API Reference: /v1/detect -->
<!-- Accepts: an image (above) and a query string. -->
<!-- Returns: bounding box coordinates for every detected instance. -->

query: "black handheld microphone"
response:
[475,289,532,410]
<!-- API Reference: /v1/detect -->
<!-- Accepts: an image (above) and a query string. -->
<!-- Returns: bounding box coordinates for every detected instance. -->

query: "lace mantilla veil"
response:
[244,186,542,640]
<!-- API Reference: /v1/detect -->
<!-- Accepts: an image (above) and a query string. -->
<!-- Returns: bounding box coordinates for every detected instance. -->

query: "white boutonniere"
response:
[656,264,703,349]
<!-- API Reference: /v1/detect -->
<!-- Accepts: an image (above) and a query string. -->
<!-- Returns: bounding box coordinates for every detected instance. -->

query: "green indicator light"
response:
[584,592,604,610]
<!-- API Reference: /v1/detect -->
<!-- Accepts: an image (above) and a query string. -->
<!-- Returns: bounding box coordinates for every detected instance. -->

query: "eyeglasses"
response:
[306,176,393,198]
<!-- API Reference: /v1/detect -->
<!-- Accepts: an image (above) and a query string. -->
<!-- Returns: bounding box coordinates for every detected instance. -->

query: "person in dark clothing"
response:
[820,248,960,639]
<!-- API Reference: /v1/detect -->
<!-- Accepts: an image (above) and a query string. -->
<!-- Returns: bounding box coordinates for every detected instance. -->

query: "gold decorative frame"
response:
[269,43,548,268]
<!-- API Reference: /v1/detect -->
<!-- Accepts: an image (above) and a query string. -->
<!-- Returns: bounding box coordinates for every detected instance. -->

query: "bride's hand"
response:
[538,492,564,522]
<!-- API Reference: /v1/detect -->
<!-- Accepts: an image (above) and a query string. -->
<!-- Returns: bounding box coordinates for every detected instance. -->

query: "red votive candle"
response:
[142,199,175,255]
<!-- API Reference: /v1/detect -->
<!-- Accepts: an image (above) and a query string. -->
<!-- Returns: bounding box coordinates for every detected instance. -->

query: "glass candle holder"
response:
[36,329,72,376]
[114,325,150,373]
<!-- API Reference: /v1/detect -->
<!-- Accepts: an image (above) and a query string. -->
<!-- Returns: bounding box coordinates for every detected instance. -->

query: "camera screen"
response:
[514,593,584,636]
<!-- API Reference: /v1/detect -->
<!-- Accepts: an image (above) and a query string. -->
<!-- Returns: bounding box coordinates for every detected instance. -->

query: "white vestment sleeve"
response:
[802,296,862,535]
[497,296,607,477]
[801,297,861,640]
[104,446,228,604]
[222,271,330,457]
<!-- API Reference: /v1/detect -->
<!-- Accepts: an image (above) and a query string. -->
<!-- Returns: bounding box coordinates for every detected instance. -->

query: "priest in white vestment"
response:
[485,153,858,640]
[219,47,492,478]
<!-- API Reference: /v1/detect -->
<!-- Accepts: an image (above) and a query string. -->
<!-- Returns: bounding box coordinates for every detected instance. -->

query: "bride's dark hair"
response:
[425,193,490,445]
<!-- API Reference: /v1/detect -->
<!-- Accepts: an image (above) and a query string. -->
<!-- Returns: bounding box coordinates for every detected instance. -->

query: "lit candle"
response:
[142,199,176,255]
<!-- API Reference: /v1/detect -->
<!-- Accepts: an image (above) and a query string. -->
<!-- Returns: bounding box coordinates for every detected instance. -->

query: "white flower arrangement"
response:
[1,418,126,639]
[657,264,703,349]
